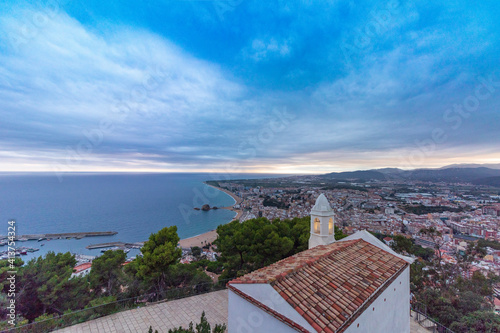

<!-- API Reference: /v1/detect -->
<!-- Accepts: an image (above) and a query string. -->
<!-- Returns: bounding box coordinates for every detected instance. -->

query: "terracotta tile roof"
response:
[228,239,408,332]
[73,262,92,273]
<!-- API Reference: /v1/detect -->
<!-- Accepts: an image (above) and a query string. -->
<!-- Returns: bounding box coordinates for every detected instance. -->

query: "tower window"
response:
[329,218,333,235]
[314,218,320,234]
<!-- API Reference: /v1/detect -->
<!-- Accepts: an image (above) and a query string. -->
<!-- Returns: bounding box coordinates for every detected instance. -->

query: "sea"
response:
[0,173,281,262]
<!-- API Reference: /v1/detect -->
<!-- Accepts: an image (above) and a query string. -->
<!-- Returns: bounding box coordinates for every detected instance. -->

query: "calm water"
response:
[0,173,279,261]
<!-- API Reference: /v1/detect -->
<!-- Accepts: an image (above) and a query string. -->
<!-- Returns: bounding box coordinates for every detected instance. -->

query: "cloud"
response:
[0,5,271,170]
[245,37,292,62]
[0,1,499,173]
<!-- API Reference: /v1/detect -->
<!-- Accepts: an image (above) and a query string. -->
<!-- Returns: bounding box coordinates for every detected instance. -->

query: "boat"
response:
[38,237,46,242]
[19,251,27,255]
[40,243,45,246]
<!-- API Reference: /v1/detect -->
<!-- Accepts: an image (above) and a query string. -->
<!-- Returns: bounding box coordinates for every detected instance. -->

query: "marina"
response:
[0,246,40,260]
[5,231,118,241]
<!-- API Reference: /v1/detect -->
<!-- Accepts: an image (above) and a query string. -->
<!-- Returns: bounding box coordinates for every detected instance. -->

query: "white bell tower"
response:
[309,193,335,249]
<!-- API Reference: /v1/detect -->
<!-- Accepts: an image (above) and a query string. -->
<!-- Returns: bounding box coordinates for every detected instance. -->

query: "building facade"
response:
[228,194,413,333]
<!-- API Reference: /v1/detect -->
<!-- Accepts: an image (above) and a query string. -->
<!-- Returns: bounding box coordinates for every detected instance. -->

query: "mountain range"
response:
[321,165,500,186]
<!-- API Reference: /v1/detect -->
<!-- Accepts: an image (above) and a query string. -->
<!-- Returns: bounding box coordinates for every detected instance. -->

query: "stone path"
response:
[57,290,429,333]
[56,290,228,333]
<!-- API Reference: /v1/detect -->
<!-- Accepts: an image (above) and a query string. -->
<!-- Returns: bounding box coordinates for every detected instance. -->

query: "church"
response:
[227,194,414,332]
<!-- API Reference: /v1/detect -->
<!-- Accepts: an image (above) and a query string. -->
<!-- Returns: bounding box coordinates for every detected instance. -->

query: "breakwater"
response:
[86,241,144,250]
[7,231,118,241]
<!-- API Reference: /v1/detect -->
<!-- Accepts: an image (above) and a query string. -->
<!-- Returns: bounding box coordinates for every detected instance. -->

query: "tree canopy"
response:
[215,216,347,280]
[89,249,127,296]
[135,226,183,292]
[17,252,90,321]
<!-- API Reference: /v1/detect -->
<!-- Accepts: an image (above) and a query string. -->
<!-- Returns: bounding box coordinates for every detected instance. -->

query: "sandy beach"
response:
[178,229,218,248]
[203,182,242,206]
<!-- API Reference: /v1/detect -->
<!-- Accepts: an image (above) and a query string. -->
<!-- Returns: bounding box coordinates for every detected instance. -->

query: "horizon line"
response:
[0,162,498,176]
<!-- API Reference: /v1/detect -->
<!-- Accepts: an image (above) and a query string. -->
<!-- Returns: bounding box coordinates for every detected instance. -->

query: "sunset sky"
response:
[1,1,500,174]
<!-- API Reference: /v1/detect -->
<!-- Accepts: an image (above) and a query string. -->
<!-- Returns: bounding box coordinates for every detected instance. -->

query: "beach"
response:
[203,182,242,206]
[178,229,218,248]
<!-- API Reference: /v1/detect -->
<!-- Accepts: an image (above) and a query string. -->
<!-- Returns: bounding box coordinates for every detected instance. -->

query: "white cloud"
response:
[0,6,261,162]
[246,37,292,61]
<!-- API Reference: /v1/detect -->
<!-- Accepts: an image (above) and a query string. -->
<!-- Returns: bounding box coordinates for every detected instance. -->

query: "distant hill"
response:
[472,176,500,187]
[321,170,388,181]
[321,167,500,184]
[397,167,500,183]
[440,163,500,170]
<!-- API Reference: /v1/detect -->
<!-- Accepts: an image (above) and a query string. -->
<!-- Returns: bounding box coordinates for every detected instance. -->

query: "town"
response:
[209,173,500,281]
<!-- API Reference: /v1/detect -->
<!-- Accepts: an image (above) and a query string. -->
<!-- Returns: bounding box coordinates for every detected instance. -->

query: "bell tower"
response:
[309,193,335,249]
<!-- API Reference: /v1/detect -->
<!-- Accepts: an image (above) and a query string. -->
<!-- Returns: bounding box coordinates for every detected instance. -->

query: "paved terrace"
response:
[57,290,428,333]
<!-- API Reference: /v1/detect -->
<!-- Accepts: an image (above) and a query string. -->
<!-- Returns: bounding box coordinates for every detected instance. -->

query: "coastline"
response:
[203,182,243,221]
[203,182,242,206]
[178,182,243,249]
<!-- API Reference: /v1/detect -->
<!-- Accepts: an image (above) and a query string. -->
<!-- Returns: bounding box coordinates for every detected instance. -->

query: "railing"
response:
[411,302,455,333]
[2,279,231,333]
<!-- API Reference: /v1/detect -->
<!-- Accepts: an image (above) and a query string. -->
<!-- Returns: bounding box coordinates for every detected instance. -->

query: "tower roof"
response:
[311,193,332,214]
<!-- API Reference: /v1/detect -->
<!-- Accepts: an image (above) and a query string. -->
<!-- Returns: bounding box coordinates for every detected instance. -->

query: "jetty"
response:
[11,231,118,241]
[86,241,144,250]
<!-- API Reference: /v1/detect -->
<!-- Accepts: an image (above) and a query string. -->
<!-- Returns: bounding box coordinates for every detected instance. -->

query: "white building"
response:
[228,194,414,333]
[71,262,92,278]
[385,206,395,215]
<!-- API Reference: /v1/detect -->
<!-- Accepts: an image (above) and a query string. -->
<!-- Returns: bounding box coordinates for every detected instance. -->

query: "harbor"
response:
[6,231,118,242]
[0,245,40,260]
[0,231,122,262]
[86,241,144,250]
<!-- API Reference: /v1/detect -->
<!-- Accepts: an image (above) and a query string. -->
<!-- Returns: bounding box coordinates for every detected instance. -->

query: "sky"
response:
[0,0,499,174]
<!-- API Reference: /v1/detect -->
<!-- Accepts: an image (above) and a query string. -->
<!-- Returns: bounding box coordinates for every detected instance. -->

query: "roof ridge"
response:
[270,239,363,285]
[336,262,409,333]
[229,239,363,285]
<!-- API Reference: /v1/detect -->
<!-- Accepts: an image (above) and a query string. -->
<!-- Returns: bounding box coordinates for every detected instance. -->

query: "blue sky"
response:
[1,0,499,174]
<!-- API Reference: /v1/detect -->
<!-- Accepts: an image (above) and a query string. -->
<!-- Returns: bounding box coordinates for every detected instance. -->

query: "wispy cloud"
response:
[0,1,499,173]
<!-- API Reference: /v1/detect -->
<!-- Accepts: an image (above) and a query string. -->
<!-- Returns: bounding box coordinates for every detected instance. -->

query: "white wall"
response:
[229,284,315,332]
[344,266,410,333]
[228,289,304,333]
